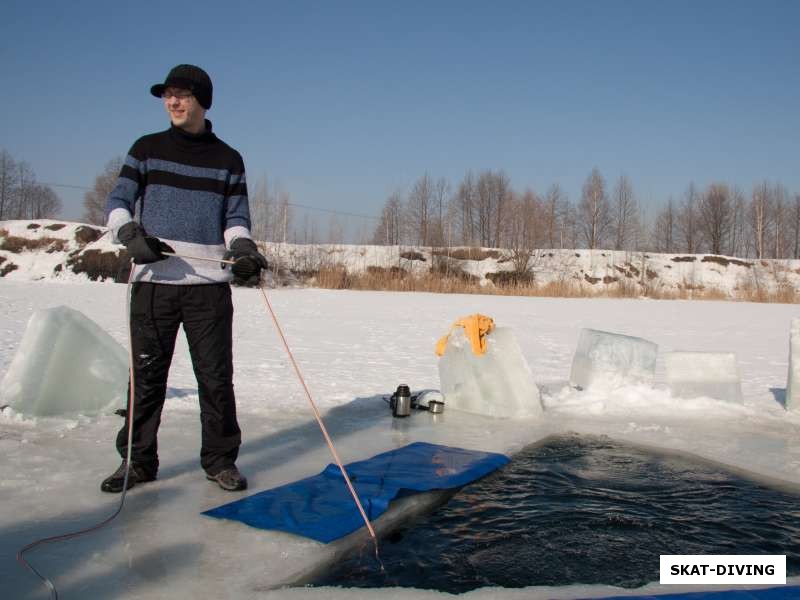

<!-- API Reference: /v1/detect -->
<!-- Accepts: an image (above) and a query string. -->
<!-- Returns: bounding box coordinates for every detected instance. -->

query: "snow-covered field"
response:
[1,279,799,599]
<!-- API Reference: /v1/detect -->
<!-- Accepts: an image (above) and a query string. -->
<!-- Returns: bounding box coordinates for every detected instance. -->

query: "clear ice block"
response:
[437,326,542,418]
[1,306,128,416]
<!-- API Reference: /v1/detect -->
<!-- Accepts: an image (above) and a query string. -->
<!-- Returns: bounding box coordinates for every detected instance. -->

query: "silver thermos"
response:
[391,384,412,418]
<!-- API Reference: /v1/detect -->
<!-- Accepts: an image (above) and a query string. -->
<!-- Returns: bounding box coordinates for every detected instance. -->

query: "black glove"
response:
[118,222,175,264]
[223,238,269,286]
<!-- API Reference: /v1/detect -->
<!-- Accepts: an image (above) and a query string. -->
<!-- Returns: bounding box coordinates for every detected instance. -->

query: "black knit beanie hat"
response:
[150,64,213,109]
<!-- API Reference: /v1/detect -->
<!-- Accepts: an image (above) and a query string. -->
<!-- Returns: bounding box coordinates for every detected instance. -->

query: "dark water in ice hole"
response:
[311,435,800,593]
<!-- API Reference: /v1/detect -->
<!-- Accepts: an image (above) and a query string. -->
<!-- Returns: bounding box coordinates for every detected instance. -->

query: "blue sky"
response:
[2,0,798,225]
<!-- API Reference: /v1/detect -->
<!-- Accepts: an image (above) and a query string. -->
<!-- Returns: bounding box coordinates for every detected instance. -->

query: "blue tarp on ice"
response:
[203,441,509,543]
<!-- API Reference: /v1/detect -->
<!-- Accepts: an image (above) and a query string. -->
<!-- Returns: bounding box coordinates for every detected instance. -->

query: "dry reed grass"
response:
[307,265,798,304]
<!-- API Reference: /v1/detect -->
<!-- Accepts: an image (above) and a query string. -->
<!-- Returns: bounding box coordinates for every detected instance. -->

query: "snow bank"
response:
[3,220,800,298]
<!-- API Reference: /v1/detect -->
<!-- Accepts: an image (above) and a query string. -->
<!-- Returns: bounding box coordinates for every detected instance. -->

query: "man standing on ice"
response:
[101,64,268,493]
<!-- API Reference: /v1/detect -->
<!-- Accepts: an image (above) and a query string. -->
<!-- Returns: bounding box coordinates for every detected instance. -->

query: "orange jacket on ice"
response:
[435,314,495,357]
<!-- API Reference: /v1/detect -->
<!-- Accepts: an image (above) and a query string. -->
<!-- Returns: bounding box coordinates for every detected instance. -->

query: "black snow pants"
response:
[116,282,241,477]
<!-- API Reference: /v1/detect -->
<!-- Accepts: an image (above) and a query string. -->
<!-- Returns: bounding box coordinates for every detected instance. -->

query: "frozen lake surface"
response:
[1,281,800,599]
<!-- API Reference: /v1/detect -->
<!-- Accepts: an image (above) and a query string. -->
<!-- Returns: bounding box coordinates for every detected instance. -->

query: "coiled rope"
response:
[16,260,139,600]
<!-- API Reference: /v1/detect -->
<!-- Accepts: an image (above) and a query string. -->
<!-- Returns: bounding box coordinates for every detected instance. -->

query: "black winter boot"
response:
[206,466,247,491]
[101,461,156,493]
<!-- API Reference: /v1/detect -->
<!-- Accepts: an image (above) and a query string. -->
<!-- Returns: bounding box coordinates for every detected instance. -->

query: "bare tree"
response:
[652,198,676,253]
[0,151,60,220]
[676,183,700,253]
[611,174,638,250]
[772,184,789,258]
[492,171,511,248]
[430,177,450,247]
[451,171,478,246]
[8,161,27,219]
[560,200,579,249]
[9,160,37,219]
[297,213,318,244]
[29,184,62,219]
[792,194,800,259]
[699,183,732,255]
[373,190,403,245]
[749,181,771,259]
[505,190,539,277]
[476,172,494,247]
[249,177,292,243]
[327,215,344,244]
[542,184,567,248]
[729,187,747,257]
[276,190,291,243]
[83,157,124,225]
[473,170,511,248]
[0,150,16,220]
[635,204,650,251]
[578,167,611,249]
[249,176,272,242]
[406,173,433,246]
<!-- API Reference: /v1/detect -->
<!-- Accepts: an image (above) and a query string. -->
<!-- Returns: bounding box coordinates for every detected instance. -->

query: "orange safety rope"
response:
[257,285,379,547]
[164,252,379,547]
[17,261,139,600]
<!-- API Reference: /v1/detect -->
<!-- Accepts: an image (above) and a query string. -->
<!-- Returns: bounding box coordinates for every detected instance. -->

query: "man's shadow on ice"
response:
[7,395,385,598]
[3,487,202,600]
[157,394,390,481]
[16,542,200,600]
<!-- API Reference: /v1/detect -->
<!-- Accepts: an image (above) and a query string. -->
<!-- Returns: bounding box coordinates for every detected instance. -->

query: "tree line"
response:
[372,168,800,259]
[0,150,62,221]
[79,156,800,259]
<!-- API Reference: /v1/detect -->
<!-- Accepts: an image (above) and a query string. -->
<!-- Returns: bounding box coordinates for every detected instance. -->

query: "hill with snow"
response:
[2,219,799,300]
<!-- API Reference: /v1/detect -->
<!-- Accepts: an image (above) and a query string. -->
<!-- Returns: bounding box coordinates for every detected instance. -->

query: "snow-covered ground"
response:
[2,278,799,598]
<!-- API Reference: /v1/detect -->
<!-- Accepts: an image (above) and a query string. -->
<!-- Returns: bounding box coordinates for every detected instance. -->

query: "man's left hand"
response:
[224,238,269,286]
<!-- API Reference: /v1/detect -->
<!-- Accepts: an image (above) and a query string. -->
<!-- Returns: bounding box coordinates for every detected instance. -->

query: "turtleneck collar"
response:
[169,119,217,147]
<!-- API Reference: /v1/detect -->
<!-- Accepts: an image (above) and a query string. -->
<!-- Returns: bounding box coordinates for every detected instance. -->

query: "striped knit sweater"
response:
[106,120,252,284]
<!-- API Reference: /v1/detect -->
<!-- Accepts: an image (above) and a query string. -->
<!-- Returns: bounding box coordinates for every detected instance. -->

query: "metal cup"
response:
[428,400,444,414]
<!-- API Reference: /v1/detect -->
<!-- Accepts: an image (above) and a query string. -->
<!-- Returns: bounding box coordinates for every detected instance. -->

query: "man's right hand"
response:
[118,222,175,264]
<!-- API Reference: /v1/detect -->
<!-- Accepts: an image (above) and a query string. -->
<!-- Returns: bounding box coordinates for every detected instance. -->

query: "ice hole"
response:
[309,435,800,593]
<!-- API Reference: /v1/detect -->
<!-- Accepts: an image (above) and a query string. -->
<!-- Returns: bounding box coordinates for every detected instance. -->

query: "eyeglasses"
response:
[161,90,194,101]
